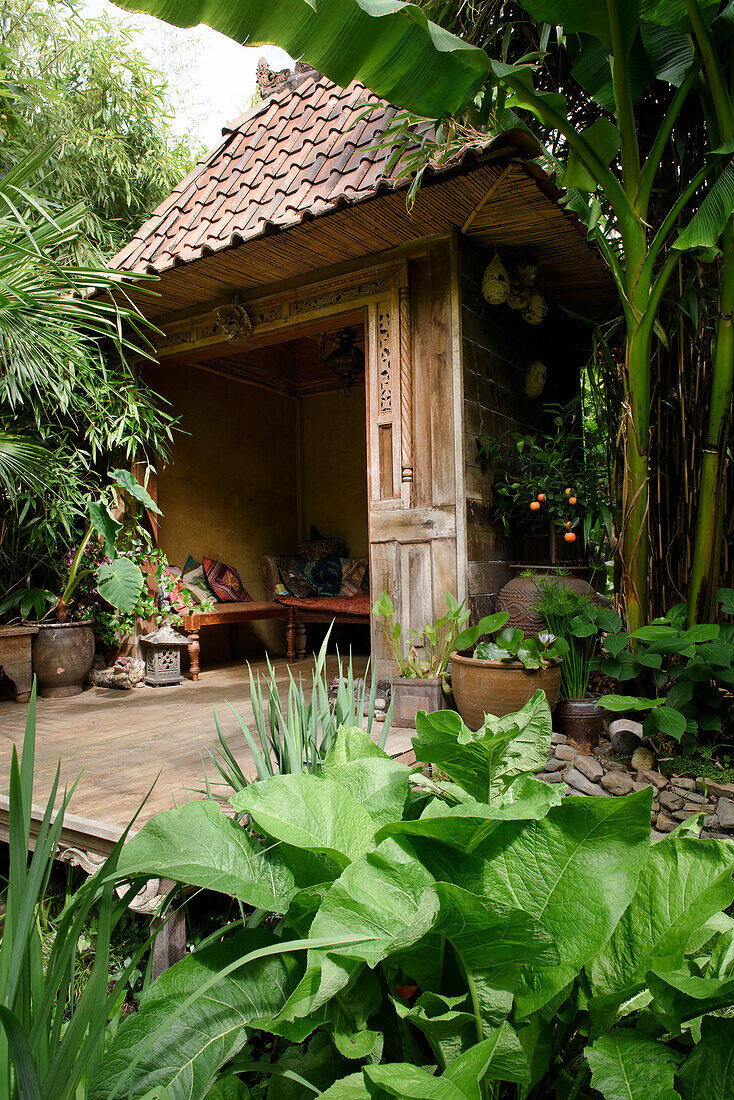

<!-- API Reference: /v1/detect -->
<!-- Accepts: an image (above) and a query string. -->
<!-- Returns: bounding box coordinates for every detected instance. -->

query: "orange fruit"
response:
[530,501,541,511]
[565,487,573,496]
[537,492,546,502]
[568,496,577,505]
[564,531,576,542]
[564,520,572,528]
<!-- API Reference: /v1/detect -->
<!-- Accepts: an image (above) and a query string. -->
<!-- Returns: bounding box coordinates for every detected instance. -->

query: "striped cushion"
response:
[340,558,367,597]
[202,557,252,603]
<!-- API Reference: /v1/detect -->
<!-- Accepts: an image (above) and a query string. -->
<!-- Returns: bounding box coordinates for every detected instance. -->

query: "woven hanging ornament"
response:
[481,253,511,305]
[522,291,549,325]
[524,360,547,398]
[507,284,531,310]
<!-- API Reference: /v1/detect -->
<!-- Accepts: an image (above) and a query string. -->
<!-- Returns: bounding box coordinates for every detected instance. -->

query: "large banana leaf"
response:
[109,0,489,116]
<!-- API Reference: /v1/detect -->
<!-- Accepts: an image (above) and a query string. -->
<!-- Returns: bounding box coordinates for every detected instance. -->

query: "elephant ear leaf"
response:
[585,1029,681,1100]
[87,501,121,557]
[110,467,162,514]
[96,557,143,614]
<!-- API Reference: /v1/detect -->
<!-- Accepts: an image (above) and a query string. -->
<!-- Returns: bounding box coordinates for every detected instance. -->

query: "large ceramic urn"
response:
[495,568,606,636]
[32,621,95,698]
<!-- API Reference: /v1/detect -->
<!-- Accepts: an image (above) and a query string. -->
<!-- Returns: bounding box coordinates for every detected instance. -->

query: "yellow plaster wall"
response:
[300,385,368,558]
[149,364,299,660]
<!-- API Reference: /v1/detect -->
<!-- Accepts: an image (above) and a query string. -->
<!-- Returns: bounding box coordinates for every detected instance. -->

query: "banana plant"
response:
[110,0,734,631]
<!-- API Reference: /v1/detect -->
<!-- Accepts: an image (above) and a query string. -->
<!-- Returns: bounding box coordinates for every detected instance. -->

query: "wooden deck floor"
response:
[0,657,412,854]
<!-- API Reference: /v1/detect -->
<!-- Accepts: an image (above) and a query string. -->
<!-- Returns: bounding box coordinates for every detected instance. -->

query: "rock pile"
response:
[538,722,734,842]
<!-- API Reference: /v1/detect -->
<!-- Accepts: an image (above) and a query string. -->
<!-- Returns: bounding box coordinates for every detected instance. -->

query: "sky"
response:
[82,0,294,150]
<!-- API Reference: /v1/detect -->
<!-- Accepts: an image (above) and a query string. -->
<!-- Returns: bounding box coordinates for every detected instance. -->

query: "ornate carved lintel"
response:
[60,846,167,915]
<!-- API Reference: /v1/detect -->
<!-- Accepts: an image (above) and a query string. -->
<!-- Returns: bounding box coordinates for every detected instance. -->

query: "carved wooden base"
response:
[285,613,296,663]
[187,632,200,682]
[296,622,307,660]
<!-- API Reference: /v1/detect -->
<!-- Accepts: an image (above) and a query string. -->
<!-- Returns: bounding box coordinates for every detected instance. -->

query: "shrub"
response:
[93,692,734,1099]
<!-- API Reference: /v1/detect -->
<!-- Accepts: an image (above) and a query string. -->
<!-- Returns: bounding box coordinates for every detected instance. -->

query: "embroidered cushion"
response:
[182,559,211,605]
[300,553,342,597]
[340,557,368,597]
[278,554,315,598]
[361,562,370,594]
[202,557,252,603]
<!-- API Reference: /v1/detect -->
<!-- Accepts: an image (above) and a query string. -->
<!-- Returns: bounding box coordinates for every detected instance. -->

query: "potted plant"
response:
[2,470,160,697]
[531,579,620,743]
[451,625,567,730]
[372,590,506,728]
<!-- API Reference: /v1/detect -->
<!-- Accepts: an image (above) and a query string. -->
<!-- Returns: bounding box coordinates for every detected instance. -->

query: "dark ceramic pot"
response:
[32,621,95,698]
[450,651,562,731]
[554,696,605,746]
[496,568,606,636]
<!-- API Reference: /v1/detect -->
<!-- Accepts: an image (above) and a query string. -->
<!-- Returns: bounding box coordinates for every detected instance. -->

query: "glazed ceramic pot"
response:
[392,676,447,729]
[32,620,95,698]
[554,696,605,746]
[496,568,604,635]
[450,651,562,730]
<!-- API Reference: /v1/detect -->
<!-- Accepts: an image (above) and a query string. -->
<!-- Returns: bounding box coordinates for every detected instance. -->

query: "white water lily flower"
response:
[537,631,556,646]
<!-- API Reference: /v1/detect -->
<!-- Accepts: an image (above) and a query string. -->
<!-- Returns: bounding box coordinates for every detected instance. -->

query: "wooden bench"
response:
[181,601,296,681]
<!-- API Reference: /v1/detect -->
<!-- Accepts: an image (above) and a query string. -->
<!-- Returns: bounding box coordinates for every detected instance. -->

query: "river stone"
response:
[681,790,705,806]
[555,744,578,762]
[673,808,703,821]
[609,722,644,756]
[604,760,629,773]
[698,779,734,799]
[716,797,734,828]
[551,732,567,745]
[631,746,657,772]
[704,813,720,829]
[637,768,668,790]
[672,776,696,790]
[593,740,613,758]
[544,757,567,773]
[600,770,634,796]
[651,829,668,843]
[659,790,685,812]
[565,767,607,797]
[574,754,604,782]
[537,771,566,784]
[655,812,678,833]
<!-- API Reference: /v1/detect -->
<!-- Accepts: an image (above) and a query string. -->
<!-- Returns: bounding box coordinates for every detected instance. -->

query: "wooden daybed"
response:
[181,592,371,681]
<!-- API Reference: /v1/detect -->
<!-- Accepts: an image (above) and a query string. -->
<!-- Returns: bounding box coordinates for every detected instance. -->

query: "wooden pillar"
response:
[399,280,414,506]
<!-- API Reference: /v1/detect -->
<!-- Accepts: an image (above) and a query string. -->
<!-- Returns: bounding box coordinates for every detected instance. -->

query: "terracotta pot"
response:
[392,676,447,729]
[554,697,605,746]
[496,568,605,636]
[450,651,562,730]
[32,621,95,699]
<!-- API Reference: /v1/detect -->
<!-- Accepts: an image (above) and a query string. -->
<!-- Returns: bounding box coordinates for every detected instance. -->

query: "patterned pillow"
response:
[202,557,252,603]
[300,553,342,597]
[340,557,368,597]
[278,554,315,598]
[360,563,370,594]
[182,560,211,605]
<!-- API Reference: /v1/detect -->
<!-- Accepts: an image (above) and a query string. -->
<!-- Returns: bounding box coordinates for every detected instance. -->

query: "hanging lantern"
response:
[524,360,547,399]
[522,291,549,325]
[141,622,190,686]
[322,328,364,396]
[481,253,511,305]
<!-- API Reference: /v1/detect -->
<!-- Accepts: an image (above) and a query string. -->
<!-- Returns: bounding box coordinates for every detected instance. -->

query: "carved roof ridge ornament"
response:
[214,295,253,343]
[256,58,319,100]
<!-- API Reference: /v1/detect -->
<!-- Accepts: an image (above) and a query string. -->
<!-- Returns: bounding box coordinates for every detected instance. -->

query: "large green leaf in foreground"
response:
[414,790,652,1015]
[109,0,488,117]
[117,799,296,912]
[94,930,302,1100]
[233,773,377,866]
[677,1016,734,1099]
[585,1029,681,1100]
[590,834,734,997]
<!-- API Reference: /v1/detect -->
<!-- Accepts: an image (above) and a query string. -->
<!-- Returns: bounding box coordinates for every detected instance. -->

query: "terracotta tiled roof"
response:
[113,71,535,277]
